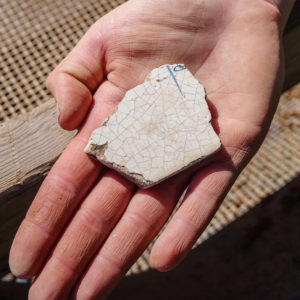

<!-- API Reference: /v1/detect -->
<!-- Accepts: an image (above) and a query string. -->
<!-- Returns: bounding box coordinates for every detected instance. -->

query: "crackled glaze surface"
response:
[85,64,221,188]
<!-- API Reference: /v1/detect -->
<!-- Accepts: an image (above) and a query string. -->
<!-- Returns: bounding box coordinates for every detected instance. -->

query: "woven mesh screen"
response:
[1,0,300,279]
[0,0,126,122]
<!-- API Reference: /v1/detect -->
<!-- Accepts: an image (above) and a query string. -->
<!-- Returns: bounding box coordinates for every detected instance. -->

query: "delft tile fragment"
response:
[84,64,221,188]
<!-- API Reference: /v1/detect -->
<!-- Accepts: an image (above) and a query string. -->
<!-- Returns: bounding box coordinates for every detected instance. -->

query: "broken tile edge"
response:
[84,140,154,188]
[84,138,222,189]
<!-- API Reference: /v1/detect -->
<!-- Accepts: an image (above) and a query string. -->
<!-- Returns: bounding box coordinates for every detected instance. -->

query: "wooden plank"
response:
[0,100,75,276]
[0,99,75,203]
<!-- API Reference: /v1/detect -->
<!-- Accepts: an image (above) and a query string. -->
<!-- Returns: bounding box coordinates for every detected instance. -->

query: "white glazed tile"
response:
[85,64,221,188]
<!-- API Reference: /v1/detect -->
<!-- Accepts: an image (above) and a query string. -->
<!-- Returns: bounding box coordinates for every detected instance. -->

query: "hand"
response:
[9,0,289,298]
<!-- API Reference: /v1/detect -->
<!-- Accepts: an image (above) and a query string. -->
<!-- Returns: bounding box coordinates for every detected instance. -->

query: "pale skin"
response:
[9,0,295,299]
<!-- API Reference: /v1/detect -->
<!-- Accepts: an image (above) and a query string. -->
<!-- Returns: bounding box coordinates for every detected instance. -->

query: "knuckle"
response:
[78,207,107,233]
[125,211,153,231]
[76,288,97,300]
[26,173,76,230]
[96,252,122,273]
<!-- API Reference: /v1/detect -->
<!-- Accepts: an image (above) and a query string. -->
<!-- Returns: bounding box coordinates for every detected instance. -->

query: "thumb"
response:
[46,22,105,130]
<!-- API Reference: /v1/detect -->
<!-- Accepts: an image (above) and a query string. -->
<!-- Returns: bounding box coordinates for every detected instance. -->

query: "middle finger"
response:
[75,172,191,300]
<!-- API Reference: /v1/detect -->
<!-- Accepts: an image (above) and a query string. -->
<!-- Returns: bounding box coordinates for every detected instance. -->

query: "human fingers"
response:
[74,172,192,300]
[150,161,237,271]
[9,137,101,279]
[28,170,136,300]
[9,81,125,279]
[45,20,106,130]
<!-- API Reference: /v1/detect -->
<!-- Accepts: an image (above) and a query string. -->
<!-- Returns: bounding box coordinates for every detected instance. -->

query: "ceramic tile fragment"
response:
[85,64,221,188]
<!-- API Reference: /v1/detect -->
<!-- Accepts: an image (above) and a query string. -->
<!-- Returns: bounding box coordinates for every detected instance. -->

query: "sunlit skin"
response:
[9,0,295,299]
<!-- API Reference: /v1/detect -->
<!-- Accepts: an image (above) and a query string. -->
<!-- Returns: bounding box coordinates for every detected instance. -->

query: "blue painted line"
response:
[166,65,184,97]
[173,64,186,72]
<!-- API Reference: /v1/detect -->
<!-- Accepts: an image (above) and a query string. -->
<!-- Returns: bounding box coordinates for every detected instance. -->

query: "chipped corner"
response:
[84,140,108,161]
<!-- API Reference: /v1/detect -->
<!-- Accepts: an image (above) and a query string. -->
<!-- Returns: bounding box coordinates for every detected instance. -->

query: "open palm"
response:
[10,0,284,299]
